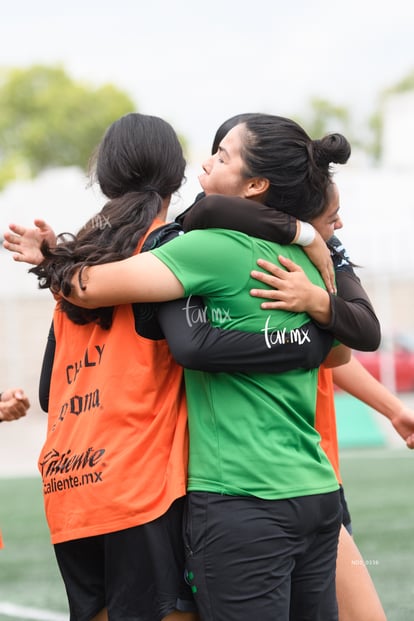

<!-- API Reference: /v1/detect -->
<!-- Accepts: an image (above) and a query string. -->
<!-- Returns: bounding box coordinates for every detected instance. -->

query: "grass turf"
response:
[0,476,68,618]
[0,448,413,620]
[340,448,414,620]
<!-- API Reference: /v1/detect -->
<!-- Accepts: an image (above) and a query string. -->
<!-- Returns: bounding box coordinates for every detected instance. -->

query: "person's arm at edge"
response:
[333,356,414,448]
[0,388,30,422]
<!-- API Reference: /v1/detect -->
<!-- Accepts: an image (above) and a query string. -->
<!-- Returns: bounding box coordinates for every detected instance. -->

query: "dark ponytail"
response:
[30,113,186,328]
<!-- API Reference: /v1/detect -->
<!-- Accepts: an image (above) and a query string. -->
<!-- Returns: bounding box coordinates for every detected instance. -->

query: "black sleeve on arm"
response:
[181,195,297,244]
[317,270,381,351]
[157,297,334,373]
[39,322,56,412]
[316,236,381,351]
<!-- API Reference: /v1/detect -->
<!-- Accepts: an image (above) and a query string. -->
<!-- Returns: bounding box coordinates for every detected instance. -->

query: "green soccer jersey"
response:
[152,228,338,499]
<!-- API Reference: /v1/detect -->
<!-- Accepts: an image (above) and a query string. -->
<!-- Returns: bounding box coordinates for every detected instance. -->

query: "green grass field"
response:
[339,448,414,620]
[0,448,413,620]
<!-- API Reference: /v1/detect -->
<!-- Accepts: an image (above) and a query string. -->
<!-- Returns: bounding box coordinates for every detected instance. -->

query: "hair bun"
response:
[312,133,351,167]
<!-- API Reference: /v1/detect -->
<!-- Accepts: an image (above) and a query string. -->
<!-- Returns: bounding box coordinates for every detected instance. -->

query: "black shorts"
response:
[339,484,352,533]
[54,497,196,621]
[183,490,342,621]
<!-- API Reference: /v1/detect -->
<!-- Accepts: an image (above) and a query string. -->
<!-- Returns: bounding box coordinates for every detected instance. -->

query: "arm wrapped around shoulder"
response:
[181,195,297,243]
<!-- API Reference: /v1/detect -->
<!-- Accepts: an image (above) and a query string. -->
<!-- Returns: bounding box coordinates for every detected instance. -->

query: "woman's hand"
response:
[3,219,56,265]
[250,255,332,324]
[302,230,336,294]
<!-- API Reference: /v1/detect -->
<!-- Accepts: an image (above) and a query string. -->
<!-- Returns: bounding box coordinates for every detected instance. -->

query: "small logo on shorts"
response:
[185,569,197,594]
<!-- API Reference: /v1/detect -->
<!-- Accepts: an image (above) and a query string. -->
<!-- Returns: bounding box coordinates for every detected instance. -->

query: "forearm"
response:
[316,270,381,351]
[66,253,184,307]
[333,356,401,420]
[182,194,297,243]
[334,355,414,448]
[157,297,334,373]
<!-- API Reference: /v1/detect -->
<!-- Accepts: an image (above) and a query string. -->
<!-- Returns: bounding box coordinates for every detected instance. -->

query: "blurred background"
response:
[0,0,413,450]
[0,0,414,456]
[0,1,413,619]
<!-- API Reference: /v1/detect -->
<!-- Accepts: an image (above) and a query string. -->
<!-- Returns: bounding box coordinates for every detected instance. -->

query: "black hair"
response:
[235,113,351,221]
[30,113,186,328]
[210,113,255,155]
